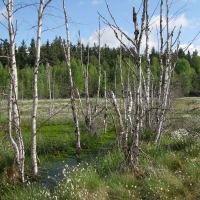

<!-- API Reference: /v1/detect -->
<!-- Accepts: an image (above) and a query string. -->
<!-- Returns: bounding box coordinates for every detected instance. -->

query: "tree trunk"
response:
[155,0,180,145]
[104,70,108,133]
[85,44,92,131]
[46,62,54,115]
[7,0,25,182]
[94,17,101,117]
[31,0,52,175]
[109,90,125,148]
[62,0,81,156]
[145,0,151,128]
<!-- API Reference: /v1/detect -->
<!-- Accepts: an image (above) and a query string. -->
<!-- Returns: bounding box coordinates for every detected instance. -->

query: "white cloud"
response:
[82,26,122,48]
[79,1,83,6]
[180,43,200,54]
[0,7,7,21]
[169,14,189,28]
[143,13,195,52]
[91,0,103,5]
[81,13,200,55]
[149,13,190,31]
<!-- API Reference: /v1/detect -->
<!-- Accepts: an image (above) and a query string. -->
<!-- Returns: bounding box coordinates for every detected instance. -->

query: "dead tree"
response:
[62,0,81,156]
[93,17,102,117]
[99,0,148,169]
[104,70,108,133]
[109,90,125,148]
[46,62,54,116]
[144,0,151,128]
[155,0,181,145]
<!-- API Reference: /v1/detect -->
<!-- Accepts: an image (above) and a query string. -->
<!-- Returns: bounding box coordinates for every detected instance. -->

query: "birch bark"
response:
[109,90,125,147]
[85,44,92,131]
[31,0,52,175]
[6,0,25,182]
[132,1,146,167]
[104,70,107,133]
[62,0,81,155]
[46,62,54,115]
[145,0,151,127]
[155,0,181,145]
[94,17,102,116]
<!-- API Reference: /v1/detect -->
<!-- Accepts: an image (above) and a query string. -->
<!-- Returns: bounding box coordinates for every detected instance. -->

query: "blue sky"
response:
[0,0,200,54]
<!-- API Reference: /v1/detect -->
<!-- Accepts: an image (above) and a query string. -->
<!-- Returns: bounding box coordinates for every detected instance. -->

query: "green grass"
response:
[1,98,200,199]
[2,134,200,199]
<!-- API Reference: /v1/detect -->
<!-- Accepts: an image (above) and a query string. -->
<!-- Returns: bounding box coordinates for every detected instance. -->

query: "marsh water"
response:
[38,148,110,187]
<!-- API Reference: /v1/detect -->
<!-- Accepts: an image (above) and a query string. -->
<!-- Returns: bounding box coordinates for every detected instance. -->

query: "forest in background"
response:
[1,36,200,99]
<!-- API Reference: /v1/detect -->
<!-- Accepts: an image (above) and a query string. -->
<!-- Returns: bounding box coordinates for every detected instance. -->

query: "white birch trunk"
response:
[155,0,172,145]
[62,0,81,155]
[85,44,92,130]
[109,90,125,148]
[119,34,127,146]
[133,55,142,167]
[104,70,107,133]
[132,1,146,168]
[46,62,54,115]
[7,77,21,177]
[157,0,164,119]
[31,0,52,175]
[94,17,101,116]
[125,90,133,164]
[7,0,25,182]
[145,0,151,127]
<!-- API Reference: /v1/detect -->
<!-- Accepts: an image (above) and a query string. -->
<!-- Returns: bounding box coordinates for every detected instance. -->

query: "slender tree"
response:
[62,0,81,156]
[144,0,151,127]
[46,62,54,115]
[31,0,52,176]
[93,17,102,118]
[155,0,181,145]
[85,43,92,131]
[99,0,147,169]
[3,0,25,182]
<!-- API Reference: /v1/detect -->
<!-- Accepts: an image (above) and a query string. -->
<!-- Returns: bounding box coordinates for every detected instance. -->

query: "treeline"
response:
[0,36,200,99]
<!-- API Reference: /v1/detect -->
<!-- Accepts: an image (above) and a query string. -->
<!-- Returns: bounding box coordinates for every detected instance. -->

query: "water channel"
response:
[38,147,111,187]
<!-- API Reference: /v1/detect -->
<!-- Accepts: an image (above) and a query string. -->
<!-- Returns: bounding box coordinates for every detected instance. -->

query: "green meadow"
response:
[0,98,200,199]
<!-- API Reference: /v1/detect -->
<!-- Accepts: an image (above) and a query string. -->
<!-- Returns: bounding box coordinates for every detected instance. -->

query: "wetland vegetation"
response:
[0,98,200,199]
[1,0,200,199]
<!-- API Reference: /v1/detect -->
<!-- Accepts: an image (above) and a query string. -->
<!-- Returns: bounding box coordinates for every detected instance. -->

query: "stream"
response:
[38,148,110,187]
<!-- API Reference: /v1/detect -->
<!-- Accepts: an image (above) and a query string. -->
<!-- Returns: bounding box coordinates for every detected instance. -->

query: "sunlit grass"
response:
[3,134,200,200]
[0,97,200,199]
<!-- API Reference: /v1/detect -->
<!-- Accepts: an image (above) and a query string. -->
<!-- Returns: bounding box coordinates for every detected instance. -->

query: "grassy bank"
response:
[1,133,200,199]
[0,98,200,199]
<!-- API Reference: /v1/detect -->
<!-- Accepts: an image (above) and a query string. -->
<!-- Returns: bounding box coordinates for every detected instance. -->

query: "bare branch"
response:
[183,31,200,52]
[98,11,136,51]
[0,56,10,59]
[43,0,52,13]
[123,59,137,77]
[104,0,118,27]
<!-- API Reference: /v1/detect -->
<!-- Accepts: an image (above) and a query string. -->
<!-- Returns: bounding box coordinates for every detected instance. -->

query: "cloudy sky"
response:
[0,0,200,54]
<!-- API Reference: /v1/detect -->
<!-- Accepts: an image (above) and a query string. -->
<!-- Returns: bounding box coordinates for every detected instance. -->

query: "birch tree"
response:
[62,0,81,156]
[31,0,52,176]
[3,0,25,182]
[93,17,102,117]
[99,0,147,169]
[78,31,92,131]
[46,62,54,116]
[155,0,181,145]
[85,43,92,131]
[144,0,151,128]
